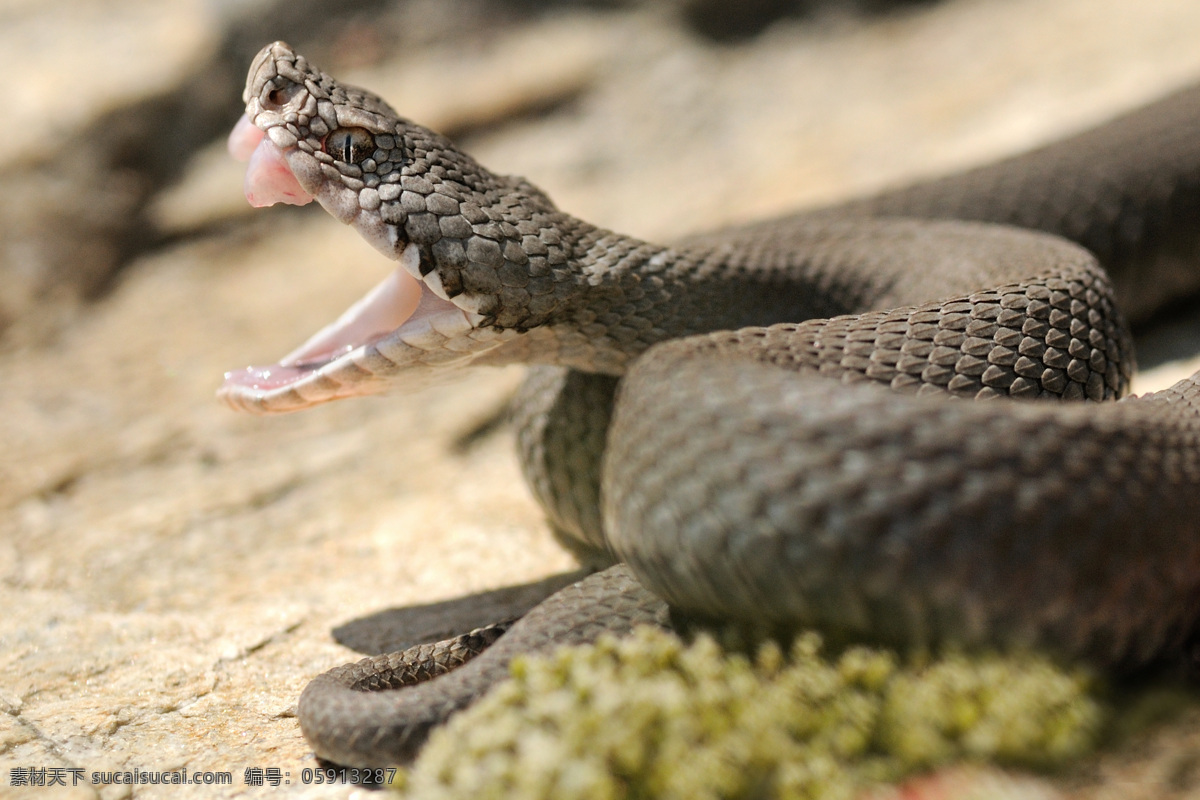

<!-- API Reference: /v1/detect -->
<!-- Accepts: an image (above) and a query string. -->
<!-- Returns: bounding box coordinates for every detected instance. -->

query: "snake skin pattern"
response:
[219,43,1200,766]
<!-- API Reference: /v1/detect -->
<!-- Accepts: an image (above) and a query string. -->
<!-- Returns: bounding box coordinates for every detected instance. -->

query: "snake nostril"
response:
[263,83,301,111]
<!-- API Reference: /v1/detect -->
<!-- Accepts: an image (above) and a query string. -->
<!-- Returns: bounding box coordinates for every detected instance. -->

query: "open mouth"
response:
[219,116,490,413]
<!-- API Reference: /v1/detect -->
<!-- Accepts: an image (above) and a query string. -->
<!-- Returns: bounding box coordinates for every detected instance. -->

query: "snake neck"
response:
[471,211,859,376]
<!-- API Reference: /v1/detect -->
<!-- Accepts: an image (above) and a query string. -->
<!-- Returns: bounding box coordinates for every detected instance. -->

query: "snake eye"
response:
[323,127,375,165]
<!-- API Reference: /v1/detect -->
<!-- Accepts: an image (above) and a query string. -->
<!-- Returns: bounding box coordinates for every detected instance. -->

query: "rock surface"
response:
[4,0,1200,797]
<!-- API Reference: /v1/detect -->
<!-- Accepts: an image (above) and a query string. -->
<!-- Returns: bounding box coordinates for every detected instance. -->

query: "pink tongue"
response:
[227,114,263,160]
[227,114,314,207]
[244,137,314,207]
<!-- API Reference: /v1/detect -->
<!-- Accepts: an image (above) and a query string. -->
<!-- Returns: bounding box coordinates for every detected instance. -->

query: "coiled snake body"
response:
[220,42,1200,766]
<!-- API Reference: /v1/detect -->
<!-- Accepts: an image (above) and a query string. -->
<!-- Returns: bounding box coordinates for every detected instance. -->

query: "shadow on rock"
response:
[332,568,591,655]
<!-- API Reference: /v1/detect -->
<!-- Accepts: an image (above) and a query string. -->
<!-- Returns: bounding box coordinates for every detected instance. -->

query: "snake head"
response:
[220,41,576,413]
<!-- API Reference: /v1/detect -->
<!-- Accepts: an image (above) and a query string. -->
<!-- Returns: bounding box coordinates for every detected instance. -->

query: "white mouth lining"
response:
[219,242,490,400]
[282,244,426,367]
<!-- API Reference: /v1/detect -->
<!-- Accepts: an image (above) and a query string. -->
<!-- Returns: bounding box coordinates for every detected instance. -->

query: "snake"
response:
[219,42,1200,767]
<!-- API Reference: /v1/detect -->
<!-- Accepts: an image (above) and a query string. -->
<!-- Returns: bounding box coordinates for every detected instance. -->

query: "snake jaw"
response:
[217,237,511,414]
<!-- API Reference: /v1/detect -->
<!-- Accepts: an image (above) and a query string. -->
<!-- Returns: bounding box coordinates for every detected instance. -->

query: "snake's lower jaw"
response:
[218,363,388,413]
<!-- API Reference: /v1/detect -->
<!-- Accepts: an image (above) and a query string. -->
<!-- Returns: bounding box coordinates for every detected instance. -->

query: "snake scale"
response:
[219,42,1200,766]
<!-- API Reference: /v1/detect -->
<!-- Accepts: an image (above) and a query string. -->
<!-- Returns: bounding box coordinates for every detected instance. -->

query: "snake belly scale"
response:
[218,42,1200,766]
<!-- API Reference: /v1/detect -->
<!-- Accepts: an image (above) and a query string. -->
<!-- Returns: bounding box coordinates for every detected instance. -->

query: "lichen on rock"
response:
[398,627,1103,799]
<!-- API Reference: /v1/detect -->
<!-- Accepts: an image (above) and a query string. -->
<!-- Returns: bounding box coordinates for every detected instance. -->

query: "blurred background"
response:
[4,0,1200,796]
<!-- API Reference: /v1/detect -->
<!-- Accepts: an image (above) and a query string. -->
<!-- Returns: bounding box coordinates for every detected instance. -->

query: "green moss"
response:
[398,628,1103,799]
